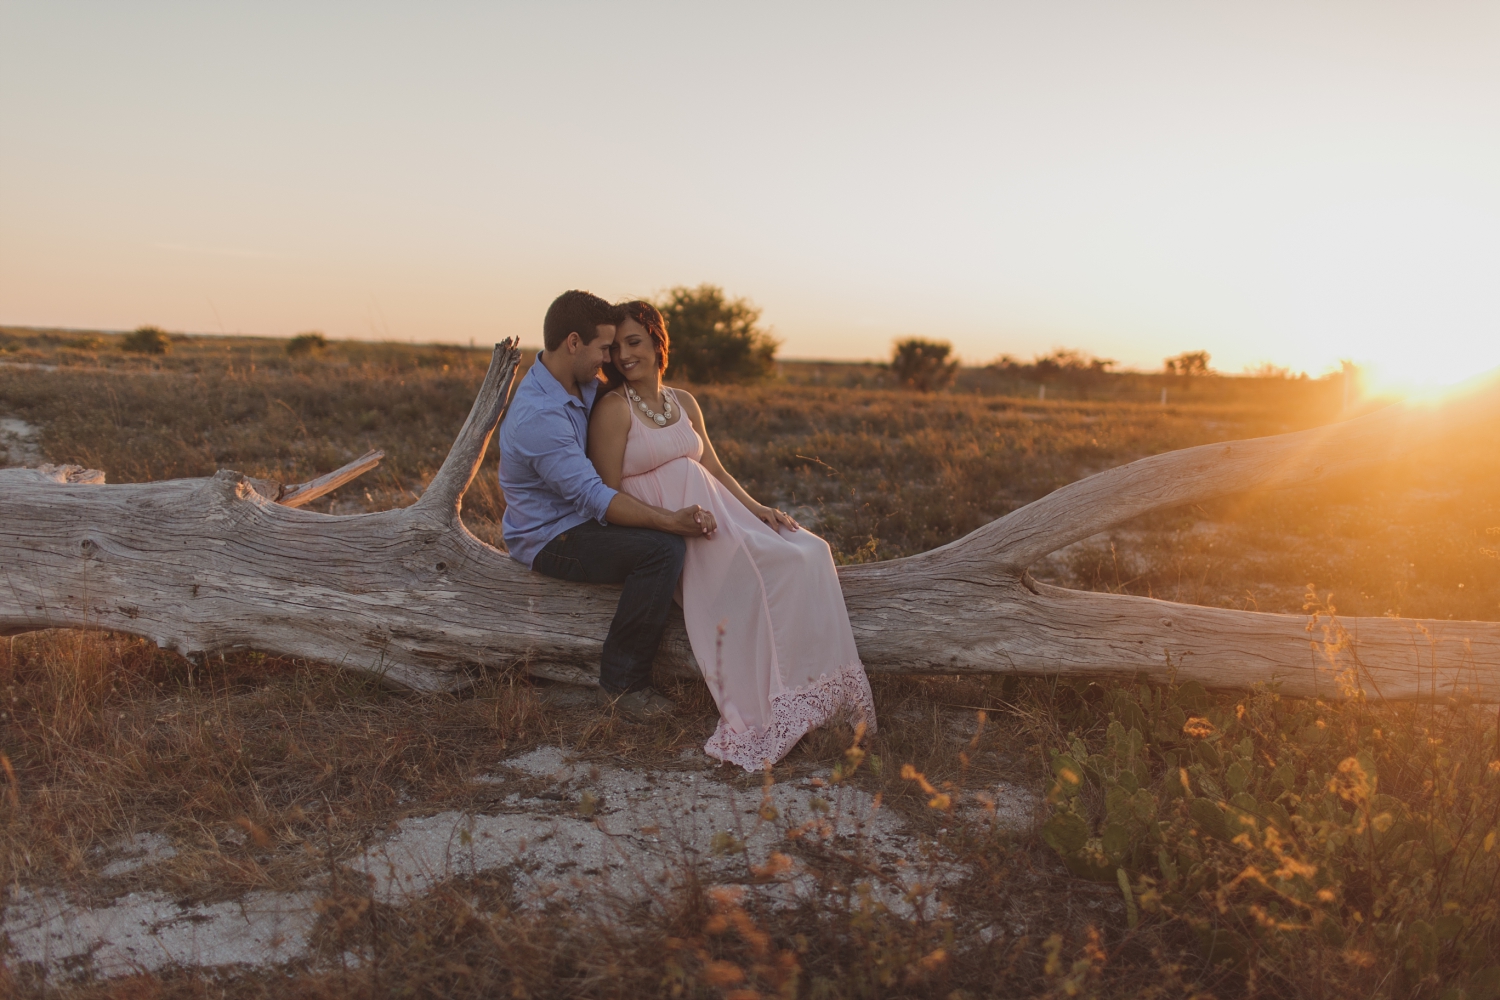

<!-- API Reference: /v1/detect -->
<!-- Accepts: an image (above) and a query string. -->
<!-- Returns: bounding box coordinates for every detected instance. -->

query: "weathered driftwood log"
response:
[2,341,1497,700]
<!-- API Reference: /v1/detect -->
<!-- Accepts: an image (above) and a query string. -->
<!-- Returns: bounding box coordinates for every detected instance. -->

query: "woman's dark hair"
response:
[597,300,671,402]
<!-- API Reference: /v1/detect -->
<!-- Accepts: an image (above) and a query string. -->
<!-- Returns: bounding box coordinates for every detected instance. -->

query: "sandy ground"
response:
[0,416,43,468]
[3,743,1038,982]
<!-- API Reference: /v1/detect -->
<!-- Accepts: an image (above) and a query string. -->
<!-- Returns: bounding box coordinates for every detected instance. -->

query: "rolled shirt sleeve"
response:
[520,417,618,525]
[498,359,623,568]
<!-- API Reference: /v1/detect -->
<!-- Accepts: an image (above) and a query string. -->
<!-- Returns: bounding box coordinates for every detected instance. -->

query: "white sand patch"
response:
[5,745,1039,981]
[360,746,1031,918]
[0,416,43,467]
[961,781,1041,834]
[2,888,317,979]
[98,832,179,878]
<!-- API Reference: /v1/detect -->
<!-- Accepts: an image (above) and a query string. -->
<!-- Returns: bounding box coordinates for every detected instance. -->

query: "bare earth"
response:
[4,739,1037,978]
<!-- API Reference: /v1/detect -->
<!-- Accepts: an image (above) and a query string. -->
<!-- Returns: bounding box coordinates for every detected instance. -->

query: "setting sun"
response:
[1354,336,1500,396]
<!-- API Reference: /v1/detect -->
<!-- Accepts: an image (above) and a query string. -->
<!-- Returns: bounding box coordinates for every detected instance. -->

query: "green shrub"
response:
[1041,661,1500,996]
[121,326,172,354]
[286,331,328,356]
[890,338,959,392]
[656,284,779,383]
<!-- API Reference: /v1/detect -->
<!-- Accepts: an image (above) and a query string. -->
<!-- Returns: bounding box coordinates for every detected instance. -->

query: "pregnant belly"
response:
[621,456,716,510]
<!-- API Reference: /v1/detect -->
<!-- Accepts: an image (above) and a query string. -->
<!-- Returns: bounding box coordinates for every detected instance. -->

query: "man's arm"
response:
[605,491,716,536]
[523,414,619,522]
[523,408,715,537]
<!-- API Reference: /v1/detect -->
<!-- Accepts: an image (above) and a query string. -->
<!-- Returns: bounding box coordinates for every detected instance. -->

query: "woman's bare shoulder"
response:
[590,389,632,426]
[667,385,702,415]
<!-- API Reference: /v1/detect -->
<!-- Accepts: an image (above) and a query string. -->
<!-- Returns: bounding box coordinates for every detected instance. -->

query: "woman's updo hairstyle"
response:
[598,300,671,402]
[619,300,670,374]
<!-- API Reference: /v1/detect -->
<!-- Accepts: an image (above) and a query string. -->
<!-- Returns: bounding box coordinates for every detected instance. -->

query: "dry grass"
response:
[3,327,1499,997]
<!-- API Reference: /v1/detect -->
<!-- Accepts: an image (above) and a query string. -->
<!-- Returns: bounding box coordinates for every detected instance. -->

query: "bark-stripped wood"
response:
[2,341,1497,700]
[242,450,386,505]
[279,450,385,508]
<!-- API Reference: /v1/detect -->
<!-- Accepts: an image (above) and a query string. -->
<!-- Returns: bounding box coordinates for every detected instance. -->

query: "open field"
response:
[2,327,1499,998]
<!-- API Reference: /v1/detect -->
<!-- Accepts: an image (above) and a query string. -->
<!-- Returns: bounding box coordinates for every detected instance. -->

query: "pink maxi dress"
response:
[615,388,877,770]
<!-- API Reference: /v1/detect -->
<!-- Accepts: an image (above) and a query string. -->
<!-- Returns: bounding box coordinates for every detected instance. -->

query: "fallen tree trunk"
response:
[2,341,1497,700]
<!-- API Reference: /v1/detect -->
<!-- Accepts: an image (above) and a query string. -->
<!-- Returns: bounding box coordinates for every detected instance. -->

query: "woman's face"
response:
[611,317,659,384]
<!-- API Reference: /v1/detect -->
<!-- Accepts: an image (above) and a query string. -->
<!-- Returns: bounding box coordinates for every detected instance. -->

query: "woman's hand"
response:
[751,502,800,532]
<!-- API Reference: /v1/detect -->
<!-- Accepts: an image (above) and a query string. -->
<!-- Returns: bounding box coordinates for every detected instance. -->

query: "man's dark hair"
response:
[543,290,623,352]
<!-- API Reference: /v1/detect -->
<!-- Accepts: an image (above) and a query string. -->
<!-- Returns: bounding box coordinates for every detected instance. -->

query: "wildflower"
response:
[1042,934,1064,977]
[703,960,745,986]
[901,763,953,810]
[708,885,745,907]
[1183,717,1216,739]
[751,852,794,879]
[1329,757,1373,804]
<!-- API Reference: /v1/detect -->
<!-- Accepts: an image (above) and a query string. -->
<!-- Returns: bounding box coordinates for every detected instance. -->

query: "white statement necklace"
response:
[625,384,673,426]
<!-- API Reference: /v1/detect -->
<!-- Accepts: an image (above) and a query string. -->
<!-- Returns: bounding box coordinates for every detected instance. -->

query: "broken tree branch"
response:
[280,450,385,508]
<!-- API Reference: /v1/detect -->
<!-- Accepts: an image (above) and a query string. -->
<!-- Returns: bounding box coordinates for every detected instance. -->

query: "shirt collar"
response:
[529,351,599,409]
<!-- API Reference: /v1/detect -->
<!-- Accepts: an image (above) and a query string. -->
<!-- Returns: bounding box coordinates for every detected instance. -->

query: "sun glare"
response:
[1345,334,1500,400]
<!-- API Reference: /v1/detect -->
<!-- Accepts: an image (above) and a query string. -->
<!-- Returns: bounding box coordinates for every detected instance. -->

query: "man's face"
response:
[569,324,616,383]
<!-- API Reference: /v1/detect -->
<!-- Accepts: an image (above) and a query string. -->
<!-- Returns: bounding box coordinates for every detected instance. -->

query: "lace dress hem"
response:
[703,661,877,772]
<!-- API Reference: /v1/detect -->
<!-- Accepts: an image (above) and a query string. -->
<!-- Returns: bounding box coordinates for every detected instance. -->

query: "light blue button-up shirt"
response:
[498,355,619,568]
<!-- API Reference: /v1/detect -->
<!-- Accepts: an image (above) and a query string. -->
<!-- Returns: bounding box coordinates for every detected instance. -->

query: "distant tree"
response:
[287,332,328,356]
[890,338,960,392]
[121,326,172,355]
[1163,350,1212,378]
[1243,362,1292,379]
[987,349,1115,387]
[654,285,779,383]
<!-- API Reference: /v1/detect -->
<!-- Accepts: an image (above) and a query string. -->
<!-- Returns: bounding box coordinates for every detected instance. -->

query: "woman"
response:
[587,301,876,770]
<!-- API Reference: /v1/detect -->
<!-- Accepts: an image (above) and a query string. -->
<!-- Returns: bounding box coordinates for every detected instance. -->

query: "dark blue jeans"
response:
[532,520,686,694]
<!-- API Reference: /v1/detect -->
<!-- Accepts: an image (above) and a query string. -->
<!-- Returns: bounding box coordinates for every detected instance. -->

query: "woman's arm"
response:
[675,389,799,532]
[589,391,716,535]
[587,392,632,489]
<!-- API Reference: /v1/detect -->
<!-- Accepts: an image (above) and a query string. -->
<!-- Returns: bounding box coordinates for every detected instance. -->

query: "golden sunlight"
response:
[1353,334,1500,397]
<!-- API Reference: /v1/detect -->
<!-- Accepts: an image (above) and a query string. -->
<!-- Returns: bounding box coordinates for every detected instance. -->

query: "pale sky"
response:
[3,1,1498,384]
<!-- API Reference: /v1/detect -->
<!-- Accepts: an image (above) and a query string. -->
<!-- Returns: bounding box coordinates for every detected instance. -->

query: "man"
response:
[499,290,716,722]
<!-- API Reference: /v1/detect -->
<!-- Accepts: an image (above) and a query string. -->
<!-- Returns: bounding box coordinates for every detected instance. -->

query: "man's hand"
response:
[666,505,716,537]
[605,492,717,536]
